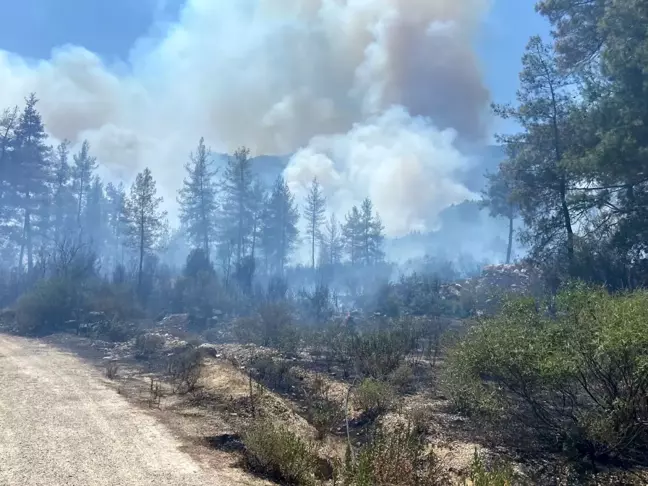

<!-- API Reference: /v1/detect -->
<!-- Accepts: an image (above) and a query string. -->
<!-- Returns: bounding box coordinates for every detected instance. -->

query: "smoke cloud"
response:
[0,0,491,237]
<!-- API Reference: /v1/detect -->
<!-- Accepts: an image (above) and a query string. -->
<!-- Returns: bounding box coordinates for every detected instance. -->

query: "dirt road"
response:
[0,334,224,486]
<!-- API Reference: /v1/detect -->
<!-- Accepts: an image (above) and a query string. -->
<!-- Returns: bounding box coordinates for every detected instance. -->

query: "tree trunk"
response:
[138,220,144,292]
[311,228,316,270]
[506,210,514,264]
[18,217,26,272]
[26,210,33,273]
[559,176,574,266]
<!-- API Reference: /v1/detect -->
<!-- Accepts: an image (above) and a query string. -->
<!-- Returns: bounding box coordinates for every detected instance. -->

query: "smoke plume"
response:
[0,0,491,237]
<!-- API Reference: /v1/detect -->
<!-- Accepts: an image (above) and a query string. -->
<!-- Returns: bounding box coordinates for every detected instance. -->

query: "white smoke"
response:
[0,0,491,237]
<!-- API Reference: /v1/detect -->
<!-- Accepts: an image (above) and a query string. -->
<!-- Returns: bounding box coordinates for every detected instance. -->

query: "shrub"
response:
[14,278,81,335]
[242,420,319,486]
[351,330,409,379]
[388,363,416,394]
[355,378,395,420]
[167,346,203,394]
[342,423,450,485]
[464,450,516,486]
[250,356,300,395]
[95,319,137,343]
[304,375,343,440]
[87,282,143,321]
[105,360,119,380]
[445,285,648,464]
[134,333,166,359]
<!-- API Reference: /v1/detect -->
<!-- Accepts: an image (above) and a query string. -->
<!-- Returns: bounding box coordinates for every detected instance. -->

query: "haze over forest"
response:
[0,0,516,268]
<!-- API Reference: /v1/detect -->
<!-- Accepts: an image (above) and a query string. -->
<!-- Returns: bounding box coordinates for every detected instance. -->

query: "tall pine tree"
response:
[319,213,343,266]
[494,36,578,268]
[105,182,127,268]
[261,176,299,275]
[481,161,518,264]
[303,177,326,269]
[358,198,385,265]
[177,137,219,258]
[51,140,76,246]
[72,140,98,235]
[124,168,168,291]
[10,94,52,272]
[219,147,255,266]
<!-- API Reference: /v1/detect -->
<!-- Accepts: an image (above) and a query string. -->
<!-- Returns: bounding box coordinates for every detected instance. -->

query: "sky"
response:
[0,0,551,243]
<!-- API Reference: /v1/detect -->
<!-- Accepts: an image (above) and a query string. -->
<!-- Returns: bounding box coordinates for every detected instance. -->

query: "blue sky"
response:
[0,0,550,128]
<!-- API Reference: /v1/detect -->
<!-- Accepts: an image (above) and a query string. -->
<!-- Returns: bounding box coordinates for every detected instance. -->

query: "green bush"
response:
[342,423,450,485]
[445,285,648,463]
[231,302,301,355]
[463,450,516,486]
[304,375,343,440]
[242,420,319,486]
[351,330,409,379]
[14,278,82,335]
[355,378,395,420]
[250,356,300,395]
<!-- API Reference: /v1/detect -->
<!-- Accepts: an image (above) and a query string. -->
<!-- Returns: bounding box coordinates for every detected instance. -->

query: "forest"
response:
[1,0,648,485]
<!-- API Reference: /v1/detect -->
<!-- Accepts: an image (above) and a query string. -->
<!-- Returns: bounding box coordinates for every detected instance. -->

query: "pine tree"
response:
[249,179,267,263]
[51,140,76,246]
[481,161,518,264]
[123,168,168,291]
[178,137,219,258]
[219,147,255,266]
[358,198,385,265]
[342,206,362,264]
[493,36,578,267]
[319,213,343,266]
[83,176,105,256]
[10,94,52,272]
[72,140,98,234]
[105,182,127,267]
[0,107,19,221]
[261,176,299,274]
[303,177,326,269]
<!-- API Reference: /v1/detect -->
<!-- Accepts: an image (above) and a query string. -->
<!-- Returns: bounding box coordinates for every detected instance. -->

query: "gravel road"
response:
[0,334,223,486]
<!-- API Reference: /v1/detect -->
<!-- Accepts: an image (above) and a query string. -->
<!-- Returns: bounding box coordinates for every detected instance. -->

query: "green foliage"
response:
[233,301,301,355]
[304,374,343,440]
[354,378,395,420]
[250,356,300,396]
[446,286,648,462]
[351,329,410,379]
[14,277,81,335]
[341,424,450,486]
[261,176,300,275]
[177,138,219,256]
[242,420,319,486]
[464,450,516,486]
